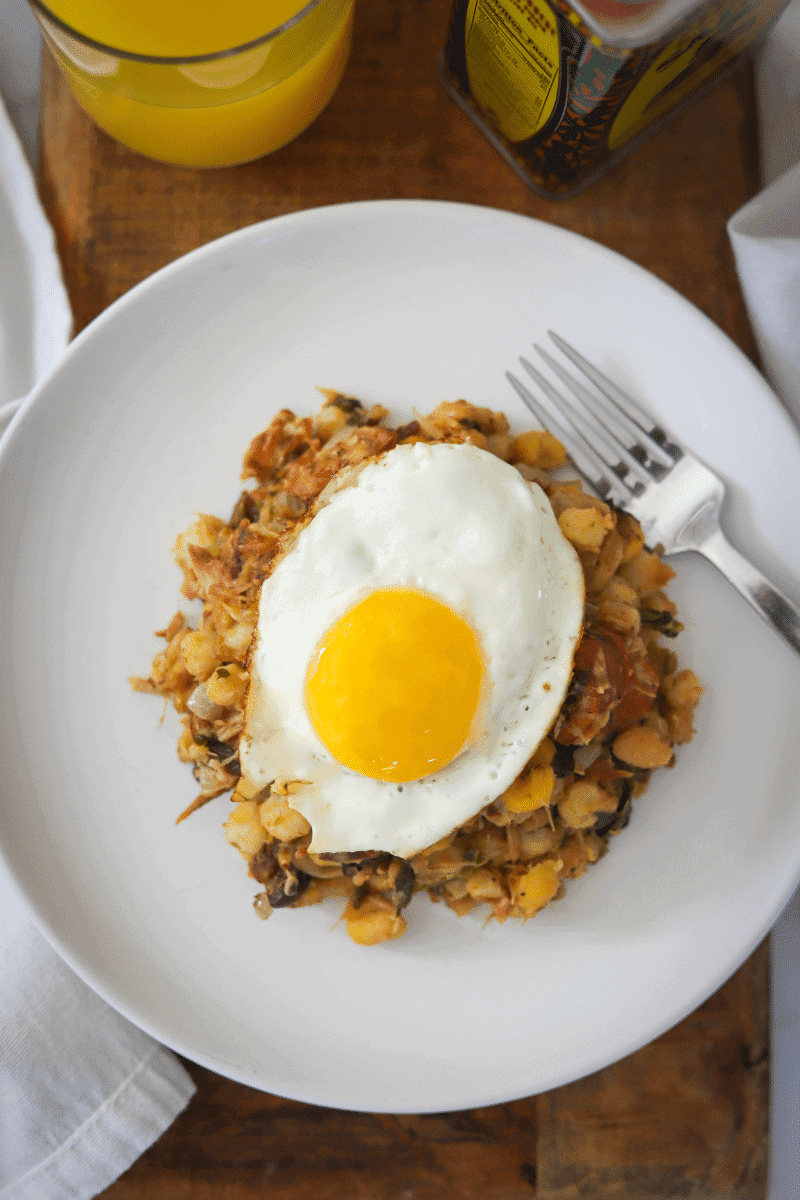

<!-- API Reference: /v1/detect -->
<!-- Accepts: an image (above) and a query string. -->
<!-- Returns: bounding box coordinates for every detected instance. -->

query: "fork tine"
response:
[547,332,678,469]
[531,348,653,488]
[547,331,655,427]
[506,367,633,504]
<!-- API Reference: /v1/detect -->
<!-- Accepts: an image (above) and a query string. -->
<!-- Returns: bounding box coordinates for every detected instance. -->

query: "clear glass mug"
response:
[28,0,355,167]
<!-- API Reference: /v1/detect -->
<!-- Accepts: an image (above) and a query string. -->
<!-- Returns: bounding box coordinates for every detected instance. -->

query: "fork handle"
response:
[698,527,800,656]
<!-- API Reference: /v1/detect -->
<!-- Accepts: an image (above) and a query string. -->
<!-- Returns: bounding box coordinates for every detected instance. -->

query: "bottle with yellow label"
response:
[442,0,789,196]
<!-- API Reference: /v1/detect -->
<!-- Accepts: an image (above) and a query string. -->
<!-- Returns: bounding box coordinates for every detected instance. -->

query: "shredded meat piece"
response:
[283,425,398,504]
[218,523,281,585]
[554,625,660,745]
[241,411,316,483]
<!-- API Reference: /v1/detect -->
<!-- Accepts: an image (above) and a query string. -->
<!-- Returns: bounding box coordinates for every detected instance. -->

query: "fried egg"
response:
[239,440,584,858]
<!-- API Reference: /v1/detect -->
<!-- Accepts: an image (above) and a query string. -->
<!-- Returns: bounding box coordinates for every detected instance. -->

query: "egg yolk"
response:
[305,587,484,783]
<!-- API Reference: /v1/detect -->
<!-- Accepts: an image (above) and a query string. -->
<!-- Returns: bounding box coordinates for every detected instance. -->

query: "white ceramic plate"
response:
[2,200,800,1114]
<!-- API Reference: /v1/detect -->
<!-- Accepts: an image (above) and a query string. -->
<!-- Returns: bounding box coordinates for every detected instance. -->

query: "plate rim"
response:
[8,198,800,448]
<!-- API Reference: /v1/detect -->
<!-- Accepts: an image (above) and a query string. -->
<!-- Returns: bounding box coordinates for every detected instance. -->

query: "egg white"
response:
[239,440,584,858]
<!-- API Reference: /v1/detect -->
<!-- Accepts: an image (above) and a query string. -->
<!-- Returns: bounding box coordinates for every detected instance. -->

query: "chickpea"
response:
[224,800,267,858]
[613,725,673,769]
[558,780,617,830]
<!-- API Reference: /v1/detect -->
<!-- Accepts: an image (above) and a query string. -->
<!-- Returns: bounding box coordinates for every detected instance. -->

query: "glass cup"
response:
[28,0,355,167]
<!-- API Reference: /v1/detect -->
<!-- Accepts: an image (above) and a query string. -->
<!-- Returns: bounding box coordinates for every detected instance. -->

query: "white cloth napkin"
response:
[729,1,800,427]
[0,92,196,1200]
[0,84,70,435]
[0,0,41,167]
[728,160,800,424]
[727,4,800,1198]
[0,871,196,1200]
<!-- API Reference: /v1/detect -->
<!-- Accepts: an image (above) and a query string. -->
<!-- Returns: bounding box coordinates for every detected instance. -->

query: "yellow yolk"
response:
[305,588,484,783]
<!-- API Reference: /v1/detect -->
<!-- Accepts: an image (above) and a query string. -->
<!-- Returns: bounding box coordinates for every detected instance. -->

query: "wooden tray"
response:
[37,1,769,1193]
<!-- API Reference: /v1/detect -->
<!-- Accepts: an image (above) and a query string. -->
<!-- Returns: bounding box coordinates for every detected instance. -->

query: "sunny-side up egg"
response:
[238,440,584,859]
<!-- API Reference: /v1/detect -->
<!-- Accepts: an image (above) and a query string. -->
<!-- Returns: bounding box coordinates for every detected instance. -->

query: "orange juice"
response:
[31,0,355,166]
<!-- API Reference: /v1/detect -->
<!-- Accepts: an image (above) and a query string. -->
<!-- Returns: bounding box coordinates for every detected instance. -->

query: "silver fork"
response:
[507,332,800,657]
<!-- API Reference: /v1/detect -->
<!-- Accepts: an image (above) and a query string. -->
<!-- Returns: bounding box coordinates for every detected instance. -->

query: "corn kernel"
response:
[510,859,562,917]
[503,765,555,813]
[345,905,407,946]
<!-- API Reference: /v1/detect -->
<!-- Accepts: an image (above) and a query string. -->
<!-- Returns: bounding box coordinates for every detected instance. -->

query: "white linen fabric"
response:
[755,0,800,187]
[0,71,196,1200]
[0,870,196,1200]
[0,78,70,435]
[728,162,800,427]
[728,0,800,426]
[0,0,41,165]
[769,888,800,1200]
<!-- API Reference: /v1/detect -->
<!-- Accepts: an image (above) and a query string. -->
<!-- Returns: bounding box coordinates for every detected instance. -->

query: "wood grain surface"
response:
[37,0,769,1194]
[86,942,769,1200]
